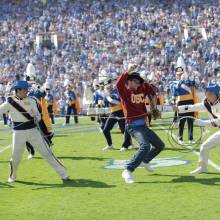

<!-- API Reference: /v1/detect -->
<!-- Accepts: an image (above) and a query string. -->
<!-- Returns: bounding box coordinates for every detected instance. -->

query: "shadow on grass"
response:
[164,147,200,153]
[34,156,111,161]
[15,179,116,190]
[0,182,15,188]
[136,173,220,186]
[0,160,9,163]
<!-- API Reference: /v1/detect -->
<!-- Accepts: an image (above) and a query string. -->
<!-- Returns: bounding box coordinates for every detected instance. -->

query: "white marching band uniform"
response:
[178,100,220,173]
[0,95,69,182]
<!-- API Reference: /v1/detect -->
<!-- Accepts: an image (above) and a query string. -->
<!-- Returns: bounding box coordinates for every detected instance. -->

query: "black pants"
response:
[47,105,55,124]
[99,115,107,130]
[176,100,194,141]
[3,114,7,125]
[102,110,132,148]
[66,104,78,124]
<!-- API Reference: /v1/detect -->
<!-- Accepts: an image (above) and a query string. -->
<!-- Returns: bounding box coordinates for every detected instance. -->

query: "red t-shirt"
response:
[116,72,156,123]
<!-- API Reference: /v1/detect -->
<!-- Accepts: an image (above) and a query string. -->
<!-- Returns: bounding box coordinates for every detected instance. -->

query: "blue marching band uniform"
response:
[93,86,107,129]
[101,80,132,150]
[65,89,78,124]
[171,74,195,143]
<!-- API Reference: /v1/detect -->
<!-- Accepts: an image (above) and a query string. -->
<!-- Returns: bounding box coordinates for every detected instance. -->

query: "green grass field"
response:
[1,114,220,220]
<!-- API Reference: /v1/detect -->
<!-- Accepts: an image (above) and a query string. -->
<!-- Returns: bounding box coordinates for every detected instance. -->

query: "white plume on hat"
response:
[139,70,148,81]
[26,63,36,78]
[176,55,186,72]
[44,82,51,90]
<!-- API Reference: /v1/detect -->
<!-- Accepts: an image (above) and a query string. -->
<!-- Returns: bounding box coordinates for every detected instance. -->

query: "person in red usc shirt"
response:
[116,64,165,184]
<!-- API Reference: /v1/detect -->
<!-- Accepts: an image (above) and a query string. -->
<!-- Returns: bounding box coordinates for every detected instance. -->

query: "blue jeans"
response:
[126,123,165,172]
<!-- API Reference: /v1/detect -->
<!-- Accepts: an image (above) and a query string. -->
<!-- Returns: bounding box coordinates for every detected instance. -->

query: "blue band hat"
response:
[11,80,31,90]
[205,83,220,96]
[127,72,144,83]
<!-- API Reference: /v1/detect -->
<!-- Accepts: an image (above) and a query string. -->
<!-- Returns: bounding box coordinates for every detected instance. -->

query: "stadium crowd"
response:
[1,0,220,112]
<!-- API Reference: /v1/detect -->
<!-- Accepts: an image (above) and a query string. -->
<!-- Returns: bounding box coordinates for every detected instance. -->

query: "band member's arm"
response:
[174,103,205,113]
[31,99,42,122]
[196,118,220,127]
[0,102,10,115]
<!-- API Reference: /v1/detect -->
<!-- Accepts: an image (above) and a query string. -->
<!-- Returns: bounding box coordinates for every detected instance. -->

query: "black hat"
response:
[175,67,184,73]
[127,72,144,83]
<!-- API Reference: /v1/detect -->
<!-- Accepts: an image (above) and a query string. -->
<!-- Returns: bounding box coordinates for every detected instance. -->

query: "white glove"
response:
[195,119,211,127]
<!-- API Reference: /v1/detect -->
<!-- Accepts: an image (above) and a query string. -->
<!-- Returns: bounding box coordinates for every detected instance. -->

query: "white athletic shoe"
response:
[8,176,16,183]
[102,145,114,151]
[62,176,71,181]
[189,140,195,144]
[122,169,134,184]
[120,147,128,152]
[144,163,154,172]
[190,167,209,174]
[27,154,34,160]
[178,140,183,145]
[128,144,135,149]
[99,127,103,133]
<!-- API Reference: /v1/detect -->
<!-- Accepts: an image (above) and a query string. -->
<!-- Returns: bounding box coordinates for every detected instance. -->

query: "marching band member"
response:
[26,78,53,159]
[93,81,107,130]
[65,84,79,125]
[45,83,57,124]
[173,84,220,174]
[102,79,133,151]
[0,80,69,183]
[171,67,196,144]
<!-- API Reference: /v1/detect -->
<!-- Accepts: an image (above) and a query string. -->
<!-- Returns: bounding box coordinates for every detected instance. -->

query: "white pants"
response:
[198,130,220,169]
[10,128,68,179]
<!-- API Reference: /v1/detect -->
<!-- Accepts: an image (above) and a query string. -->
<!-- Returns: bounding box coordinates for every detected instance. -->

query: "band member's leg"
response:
[9,132,26,180]
[72,104,78,124]
[187,116,194,141]
[100,116,107,130]
[3,114,7,125]
[102,115,117,146]
[198,131,220,169]
[178,116,186,141]
[122,126,132,149]
[29,129,68,179]
[117,113,132,148]
[65,105,72,124]
[26,142,35,155]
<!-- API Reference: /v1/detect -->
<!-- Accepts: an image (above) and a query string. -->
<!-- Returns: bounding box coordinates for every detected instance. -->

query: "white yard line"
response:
[0,144,11,153]
[160,126,220,172]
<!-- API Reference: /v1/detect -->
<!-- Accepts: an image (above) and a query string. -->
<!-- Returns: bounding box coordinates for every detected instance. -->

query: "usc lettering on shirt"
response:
[131,93,144,104]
